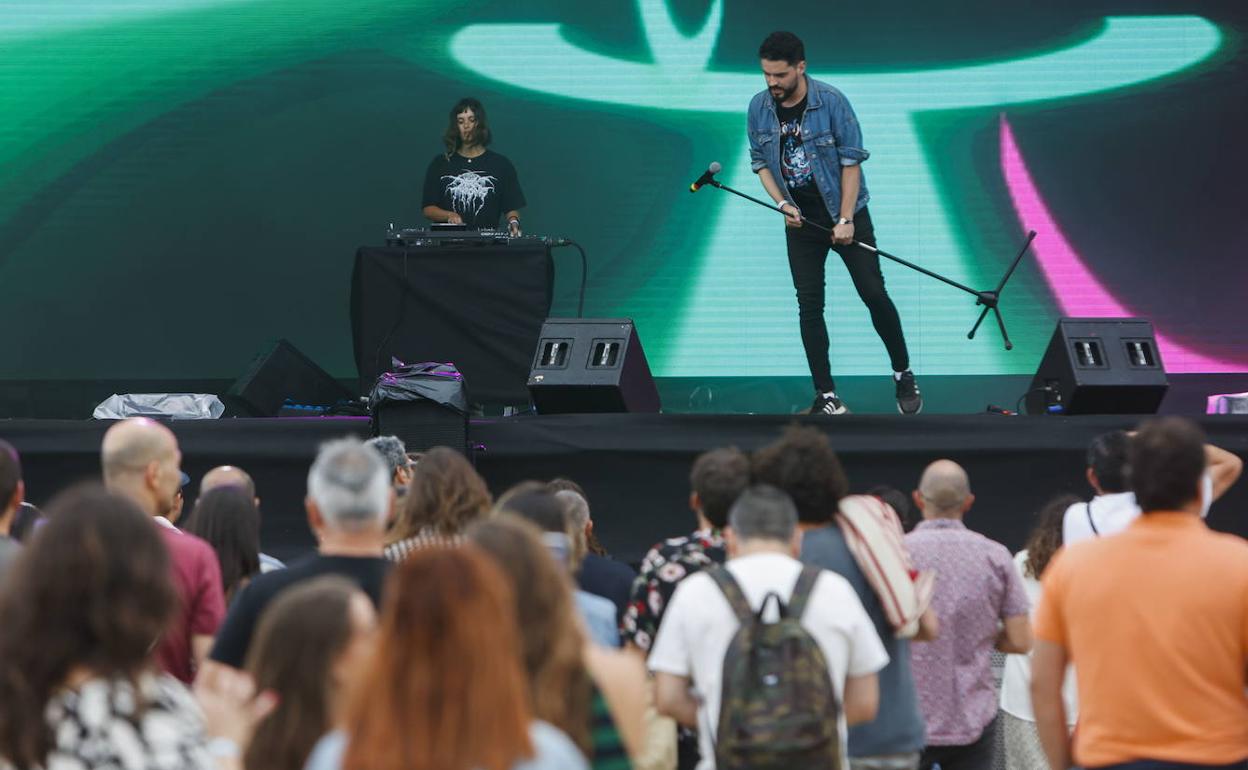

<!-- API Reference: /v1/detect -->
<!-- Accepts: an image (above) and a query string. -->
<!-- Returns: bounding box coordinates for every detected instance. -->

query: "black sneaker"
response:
[895,370,922,415]
[811,392,849,416]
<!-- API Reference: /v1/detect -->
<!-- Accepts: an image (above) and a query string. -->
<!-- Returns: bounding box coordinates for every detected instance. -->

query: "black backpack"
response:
[706,564,842,770]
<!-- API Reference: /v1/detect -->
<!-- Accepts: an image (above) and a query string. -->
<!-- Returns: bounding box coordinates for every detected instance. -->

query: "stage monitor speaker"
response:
[372,400,469,455]
[227,339,356,417]
[1025,318,1168,415]
[527,318,661,414]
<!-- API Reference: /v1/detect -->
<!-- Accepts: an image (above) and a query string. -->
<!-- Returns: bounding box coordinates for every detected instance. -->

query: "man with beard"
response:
[421,97,526,234]
[749,32,920,416]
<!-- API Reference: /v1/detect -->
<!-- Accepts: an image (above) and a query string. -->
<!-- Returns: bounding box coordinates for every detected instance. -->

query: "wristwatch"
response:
[835,217,854,226]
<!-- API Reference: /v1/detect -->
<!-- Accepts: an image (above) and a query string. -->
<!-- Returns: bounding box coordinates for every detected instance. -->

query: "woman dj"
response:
[421,98,526,236]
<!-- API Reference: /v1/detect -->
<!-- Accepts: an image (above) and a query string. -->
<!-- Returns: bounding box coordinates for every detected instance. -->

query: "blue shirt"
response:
[801,524,926,756]
[748,76,871,221]
[576,589,621,648]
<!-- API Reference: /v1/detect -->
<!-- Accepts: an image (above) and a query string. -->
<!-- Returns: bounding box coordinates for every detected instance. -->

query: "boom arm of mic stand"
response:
[709,181,983,296]
[702,179,1035,351]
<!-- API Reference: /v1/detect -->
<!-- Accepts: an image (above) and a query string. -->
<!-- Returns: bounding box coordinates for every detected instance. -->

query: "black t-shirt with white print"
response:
[775,96,830,227]
[421,149,525,229]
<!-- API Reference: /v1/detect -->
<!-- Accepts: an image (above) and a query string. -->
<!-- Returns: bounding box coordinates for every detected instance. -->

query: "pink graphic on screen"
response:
[999,115,1245,373]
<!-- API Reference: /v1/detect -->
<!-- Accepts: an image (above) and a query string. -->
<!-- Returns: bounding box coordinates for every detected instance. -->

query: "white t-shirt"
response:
[1063,474,1212,546]
[998,550,1078,724]
[647,552,889,770]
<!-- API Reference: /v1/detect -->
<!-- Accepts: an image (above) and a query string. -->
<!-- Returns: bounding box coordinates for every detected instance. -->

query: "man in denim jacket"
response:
[749,32,920,416]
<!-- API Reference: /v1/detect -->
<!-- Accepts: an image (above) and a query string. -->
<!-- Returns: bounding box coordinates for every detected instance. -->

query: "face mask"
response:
[1200,470,1214,517]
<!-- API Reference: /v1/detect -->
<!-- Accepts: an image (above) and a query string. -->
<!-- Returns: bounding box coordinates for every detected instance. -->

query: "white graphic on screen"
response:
[442,171,497,216]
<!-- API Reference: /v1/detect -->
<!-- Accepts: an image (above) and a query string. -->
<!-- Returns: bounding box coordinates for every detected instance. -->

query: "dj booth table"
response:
[351,242,553,405]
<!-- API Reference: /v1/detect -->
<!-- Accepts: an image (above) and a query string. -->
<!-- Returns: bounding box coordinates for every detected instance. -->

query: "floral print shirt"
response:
[620,528,727,652]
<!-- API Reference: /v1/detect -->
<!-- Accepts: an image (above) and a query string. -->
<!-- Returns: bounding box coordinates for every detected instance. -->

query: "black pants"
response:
[785,206,909,393]
[918,716,997,770]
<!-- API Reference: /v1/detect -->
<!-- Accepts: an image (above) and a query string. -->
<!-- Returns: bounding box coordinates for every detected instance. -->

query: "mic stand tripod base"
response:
[968,292,1012,351]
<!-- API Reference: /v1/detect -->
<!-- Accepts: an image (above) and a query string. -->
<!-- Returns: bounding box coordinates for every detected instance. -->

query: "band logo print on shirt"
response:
[441,170,498,216]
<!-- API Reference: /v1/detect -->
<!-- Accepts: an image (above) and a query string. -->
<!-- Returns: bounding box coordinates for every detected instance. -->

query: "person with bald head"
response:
[904,460,1031,770]
[100,418,226,684]
[199,464,285,573]
[201,465,256,500]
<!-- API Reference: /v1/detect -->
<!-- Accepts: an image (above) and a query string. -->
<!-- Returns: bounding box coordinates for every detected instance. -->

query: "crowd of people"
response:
[0,414,1244,770]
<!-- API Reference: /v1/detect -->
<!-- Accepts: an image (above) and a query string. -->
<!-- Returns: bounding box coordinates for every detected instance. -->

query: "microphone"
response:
[689,161,722,193]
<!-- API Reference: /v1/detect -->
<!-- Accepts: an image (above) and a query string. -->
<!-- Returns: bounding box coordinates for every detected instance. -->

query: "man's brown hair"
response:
[1130,417,1207,512]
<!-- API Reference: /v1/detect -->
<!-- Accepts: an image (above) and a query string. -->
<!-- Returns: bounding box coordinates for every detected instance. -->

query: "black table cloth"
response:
[351,244,553,405]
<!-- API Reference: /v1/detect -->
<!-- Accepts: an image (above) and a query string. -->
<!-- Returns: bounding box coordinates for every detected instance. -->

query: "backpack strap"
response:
[706,566,754,623]
[786,565,823,622]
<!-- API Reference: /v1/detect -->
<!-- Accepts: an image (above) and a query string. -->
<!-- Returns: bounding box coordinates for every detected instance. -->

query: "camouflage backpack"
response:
[707,564,841,770]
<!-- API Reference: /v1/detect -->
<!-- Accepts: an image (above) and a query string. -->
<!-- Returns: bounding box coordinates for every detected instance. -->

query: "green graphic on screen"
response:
[0,1,1232,382]
[443,1,1219,376]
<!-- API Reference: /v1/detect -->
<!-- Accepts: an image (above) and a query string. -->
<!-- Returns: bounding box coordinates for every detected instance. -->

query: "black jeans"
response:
[785,206,909,393]
[918,716,996,770]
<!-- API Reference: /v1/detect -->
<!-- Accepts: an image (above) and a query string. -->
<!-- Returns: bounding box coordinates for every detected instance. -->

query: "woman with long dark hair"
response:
[0,485,269,770]
[383,446,492,562]
[303,547,586,770]
[243,576,376,770]
[998,493,1082,770]
[183,485,261,601]
[470,516,646,769]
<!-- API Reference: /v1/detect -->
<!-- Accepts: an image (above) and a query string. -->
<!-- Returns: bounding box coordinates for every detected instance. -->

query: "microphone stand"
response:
[702,179,1036,351]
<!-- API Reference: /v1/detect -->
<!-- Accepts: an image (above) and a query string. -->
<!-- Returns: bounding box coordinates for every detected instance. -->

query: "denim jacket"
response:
[748,76,870,220]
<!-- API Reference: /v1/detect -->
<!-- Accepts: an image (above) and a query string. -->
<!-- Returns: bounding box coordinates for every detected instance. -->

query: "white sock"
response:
[822,390,838,399]
[893,370,910,381]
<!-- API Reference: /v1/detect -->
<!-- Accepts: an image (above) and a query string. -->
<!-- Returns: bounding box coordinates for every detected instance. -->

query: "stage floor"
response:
[4,413,1246,564]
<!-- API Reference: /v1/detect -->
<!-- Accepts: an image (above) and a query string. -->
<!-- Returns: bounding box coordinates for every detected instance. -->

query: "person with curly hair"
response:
[998,494,1081,770]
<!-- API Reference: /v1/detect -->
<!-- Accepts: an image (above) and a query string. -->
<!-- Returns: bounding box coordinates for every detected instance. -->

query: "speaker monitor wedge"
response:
[528,318,661,414]
[227,339,356,417]
[1026,318,1168,415]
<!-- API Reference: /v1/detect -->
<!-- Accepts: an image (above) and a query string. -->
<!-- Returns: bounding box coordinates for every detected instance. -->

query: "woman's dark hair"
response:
[467,516,592,756]
[1086,430,1130,493]
[245,576,364,770]
[442,97,492,156]
[183,485,261,601]
[867,485,919,532]
[751,425,849,524]
[388,447,492,544]
[0,484,176,768]
[758,31,805,65]
[1023,494,1082,579]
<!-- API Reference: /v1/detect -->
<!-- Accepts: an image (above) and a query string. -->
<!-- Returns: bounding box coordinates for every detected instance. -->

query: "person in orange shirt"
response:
[1031,417,1248,770]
